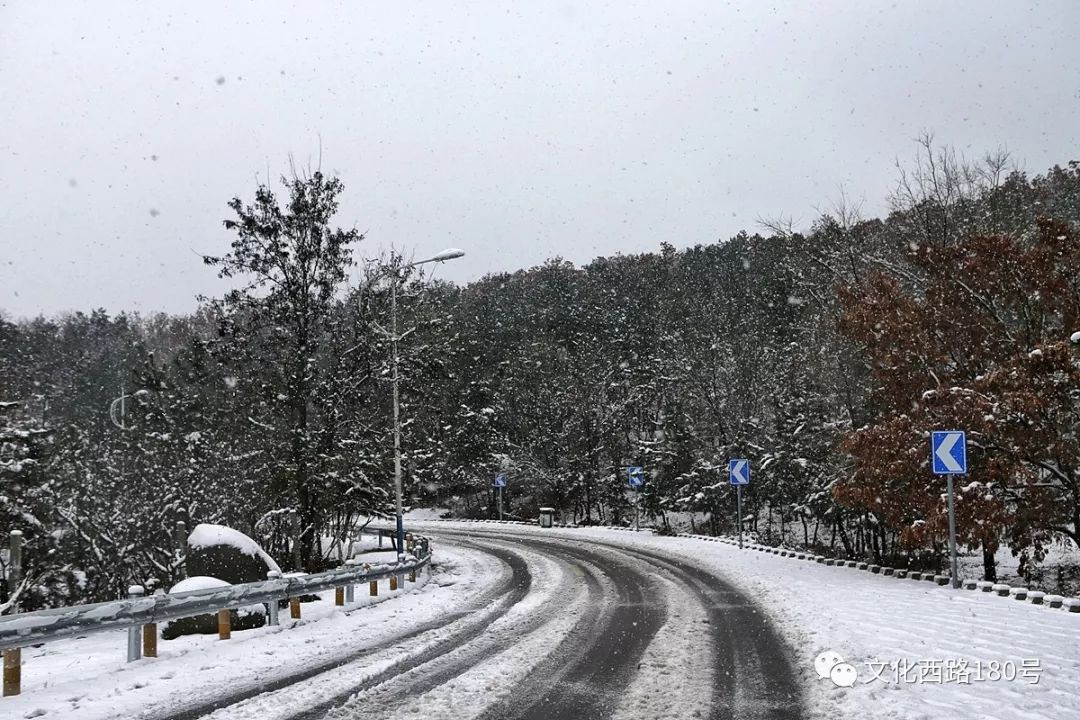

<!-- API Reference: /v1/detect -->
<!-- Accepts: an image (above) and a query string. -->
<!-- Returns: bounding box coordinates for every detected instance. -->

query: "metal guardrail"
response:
[0,539,431,654]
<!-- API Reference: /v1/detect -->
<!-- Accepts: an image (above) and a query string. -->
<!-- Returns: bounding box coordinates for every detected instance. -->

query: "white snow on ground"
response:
[370,540,713,720]
[217,538,571,720]
[0,543,497,720]
[956,539,1080,595]
[403,507,450,521]
[6,522,1078,720]
[333,539,583,720]
[187,523,281,573]
[411,522,1080,720]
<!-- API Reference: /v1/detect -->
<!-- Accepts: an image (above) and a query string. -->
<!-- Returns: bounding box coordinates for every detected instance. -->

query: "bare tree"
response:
[889,132,1012,247]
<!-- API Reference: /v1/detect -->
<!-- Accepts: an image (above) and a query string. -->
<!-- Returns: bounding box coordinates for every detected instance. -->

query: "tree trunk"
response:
[584,477,593,524]
[870,523,881,564]
[836,519,854,557]
[982,541,998,582]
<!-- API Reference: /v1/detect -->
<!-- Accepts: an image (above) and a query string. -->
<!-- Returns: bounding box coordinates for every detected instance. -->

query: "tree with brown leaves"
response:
[838,219,1080,581]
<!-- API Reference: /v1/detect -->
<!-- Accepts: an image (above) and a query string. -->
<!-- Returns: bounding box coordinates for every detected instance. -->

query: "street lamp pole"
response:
[389,248,464,558]
[390,273,404,557]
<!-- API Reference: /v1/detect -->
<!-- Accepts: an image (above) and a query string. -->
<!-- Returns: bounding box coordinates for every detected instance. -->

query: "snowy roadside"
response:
[413,521,1080,720]
[0,542,501,720]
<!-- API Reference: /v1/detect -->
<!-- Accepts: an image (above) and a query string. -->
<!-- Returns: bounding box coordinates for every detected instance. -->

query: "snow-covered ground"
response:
[652,511,1080,595]
[0,542,497,720]
[955,540,1080,596]
[403,507,451,521]
[3,523,1077,720]
[410,521,1080,720]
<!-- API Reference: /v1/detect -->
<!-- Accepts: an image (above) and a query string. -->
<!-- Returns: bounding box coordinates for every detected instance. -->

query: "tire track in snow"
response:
[164,527,803,720]
[434,528,804,720]
[155,538,529,720]
[321,539,600,720]
[335,542,605,719]
[612,545,803,720]
[468,537,668,720]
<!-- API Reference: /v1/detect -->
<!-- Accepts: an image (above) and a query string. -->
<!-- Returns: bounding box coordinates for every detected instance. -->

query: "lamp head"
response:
[430,248,465,262]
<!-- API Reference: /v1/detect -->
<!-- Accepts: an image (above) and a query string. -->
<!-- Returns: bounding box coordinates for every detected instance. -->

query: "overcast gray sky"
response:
[2,1,1078,319]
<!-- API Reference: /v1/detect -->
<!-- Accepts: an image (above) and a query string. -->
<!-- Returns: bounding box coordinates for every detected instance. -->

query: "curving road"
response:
[163,527,803,720]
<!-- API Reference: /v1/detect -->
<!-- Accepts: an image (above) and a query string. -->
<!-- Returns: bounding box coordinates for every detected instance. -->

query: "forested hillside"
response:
[3,142,1079,608]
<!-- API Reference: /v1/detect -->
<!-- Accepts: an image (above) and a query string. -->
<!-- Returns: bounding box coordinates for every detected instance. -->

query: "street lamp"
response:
[389,248,464,557]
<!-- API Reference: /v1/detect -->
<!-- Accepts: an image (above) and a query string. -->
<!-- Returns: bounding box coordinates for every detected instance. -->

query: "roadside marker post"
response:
[126,585,144,662]
[267,570,281,625]
[729,459,750,549]
[627,466,645,531]
[494,473,508,520]
[3,531,23,696]
[932,430,966,589]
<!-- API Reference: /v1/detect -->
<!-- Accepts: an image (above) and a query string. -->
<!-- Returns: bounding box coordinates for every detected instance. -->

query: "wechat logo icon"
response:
[814,650,858,688]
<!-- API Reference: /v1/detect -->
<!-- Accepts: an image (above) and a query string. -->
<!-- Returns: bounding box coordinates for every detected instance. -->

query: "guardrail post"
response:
[217,608,231,640]
[389,575,398,591]
[3,530,23,696]
[335,587,344,606]
[127,585,144,662]
[342,561,355,603]
[143,588,162,658]
[2,647,18,697]
[364,563,377,596]
[143,623,157,658]
[290,597,301,619]
[409,568,416,583]
[267,570,281,626]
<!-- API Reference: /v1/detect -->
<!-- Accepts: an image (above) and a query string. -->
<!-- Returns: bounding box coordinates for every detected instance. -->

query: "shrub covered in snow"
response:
[161,575,266,640]
[186,523,281,586]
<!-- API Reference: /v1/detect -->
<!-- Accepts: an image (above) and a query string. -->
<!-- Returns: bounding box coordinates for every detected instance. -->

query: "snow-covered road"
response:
[7,523,1078,720]
[370,531,802,720]
[154,528,801,720]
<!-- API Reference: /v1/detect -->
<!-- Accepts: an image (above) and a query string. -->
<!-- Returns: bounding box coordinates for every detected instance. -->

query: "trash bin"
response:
[538,507,555,528]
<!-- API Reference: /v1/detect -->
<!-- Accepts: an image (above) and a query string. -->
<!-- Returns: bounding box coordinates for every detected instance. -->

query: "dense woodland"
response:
[3,138,1079,609]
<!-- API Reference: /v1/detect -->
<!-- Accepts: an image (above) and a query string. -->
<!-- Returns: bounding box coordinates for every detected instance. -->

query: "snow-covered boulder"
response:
[161,575,266,640]
[186,523,282,586]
